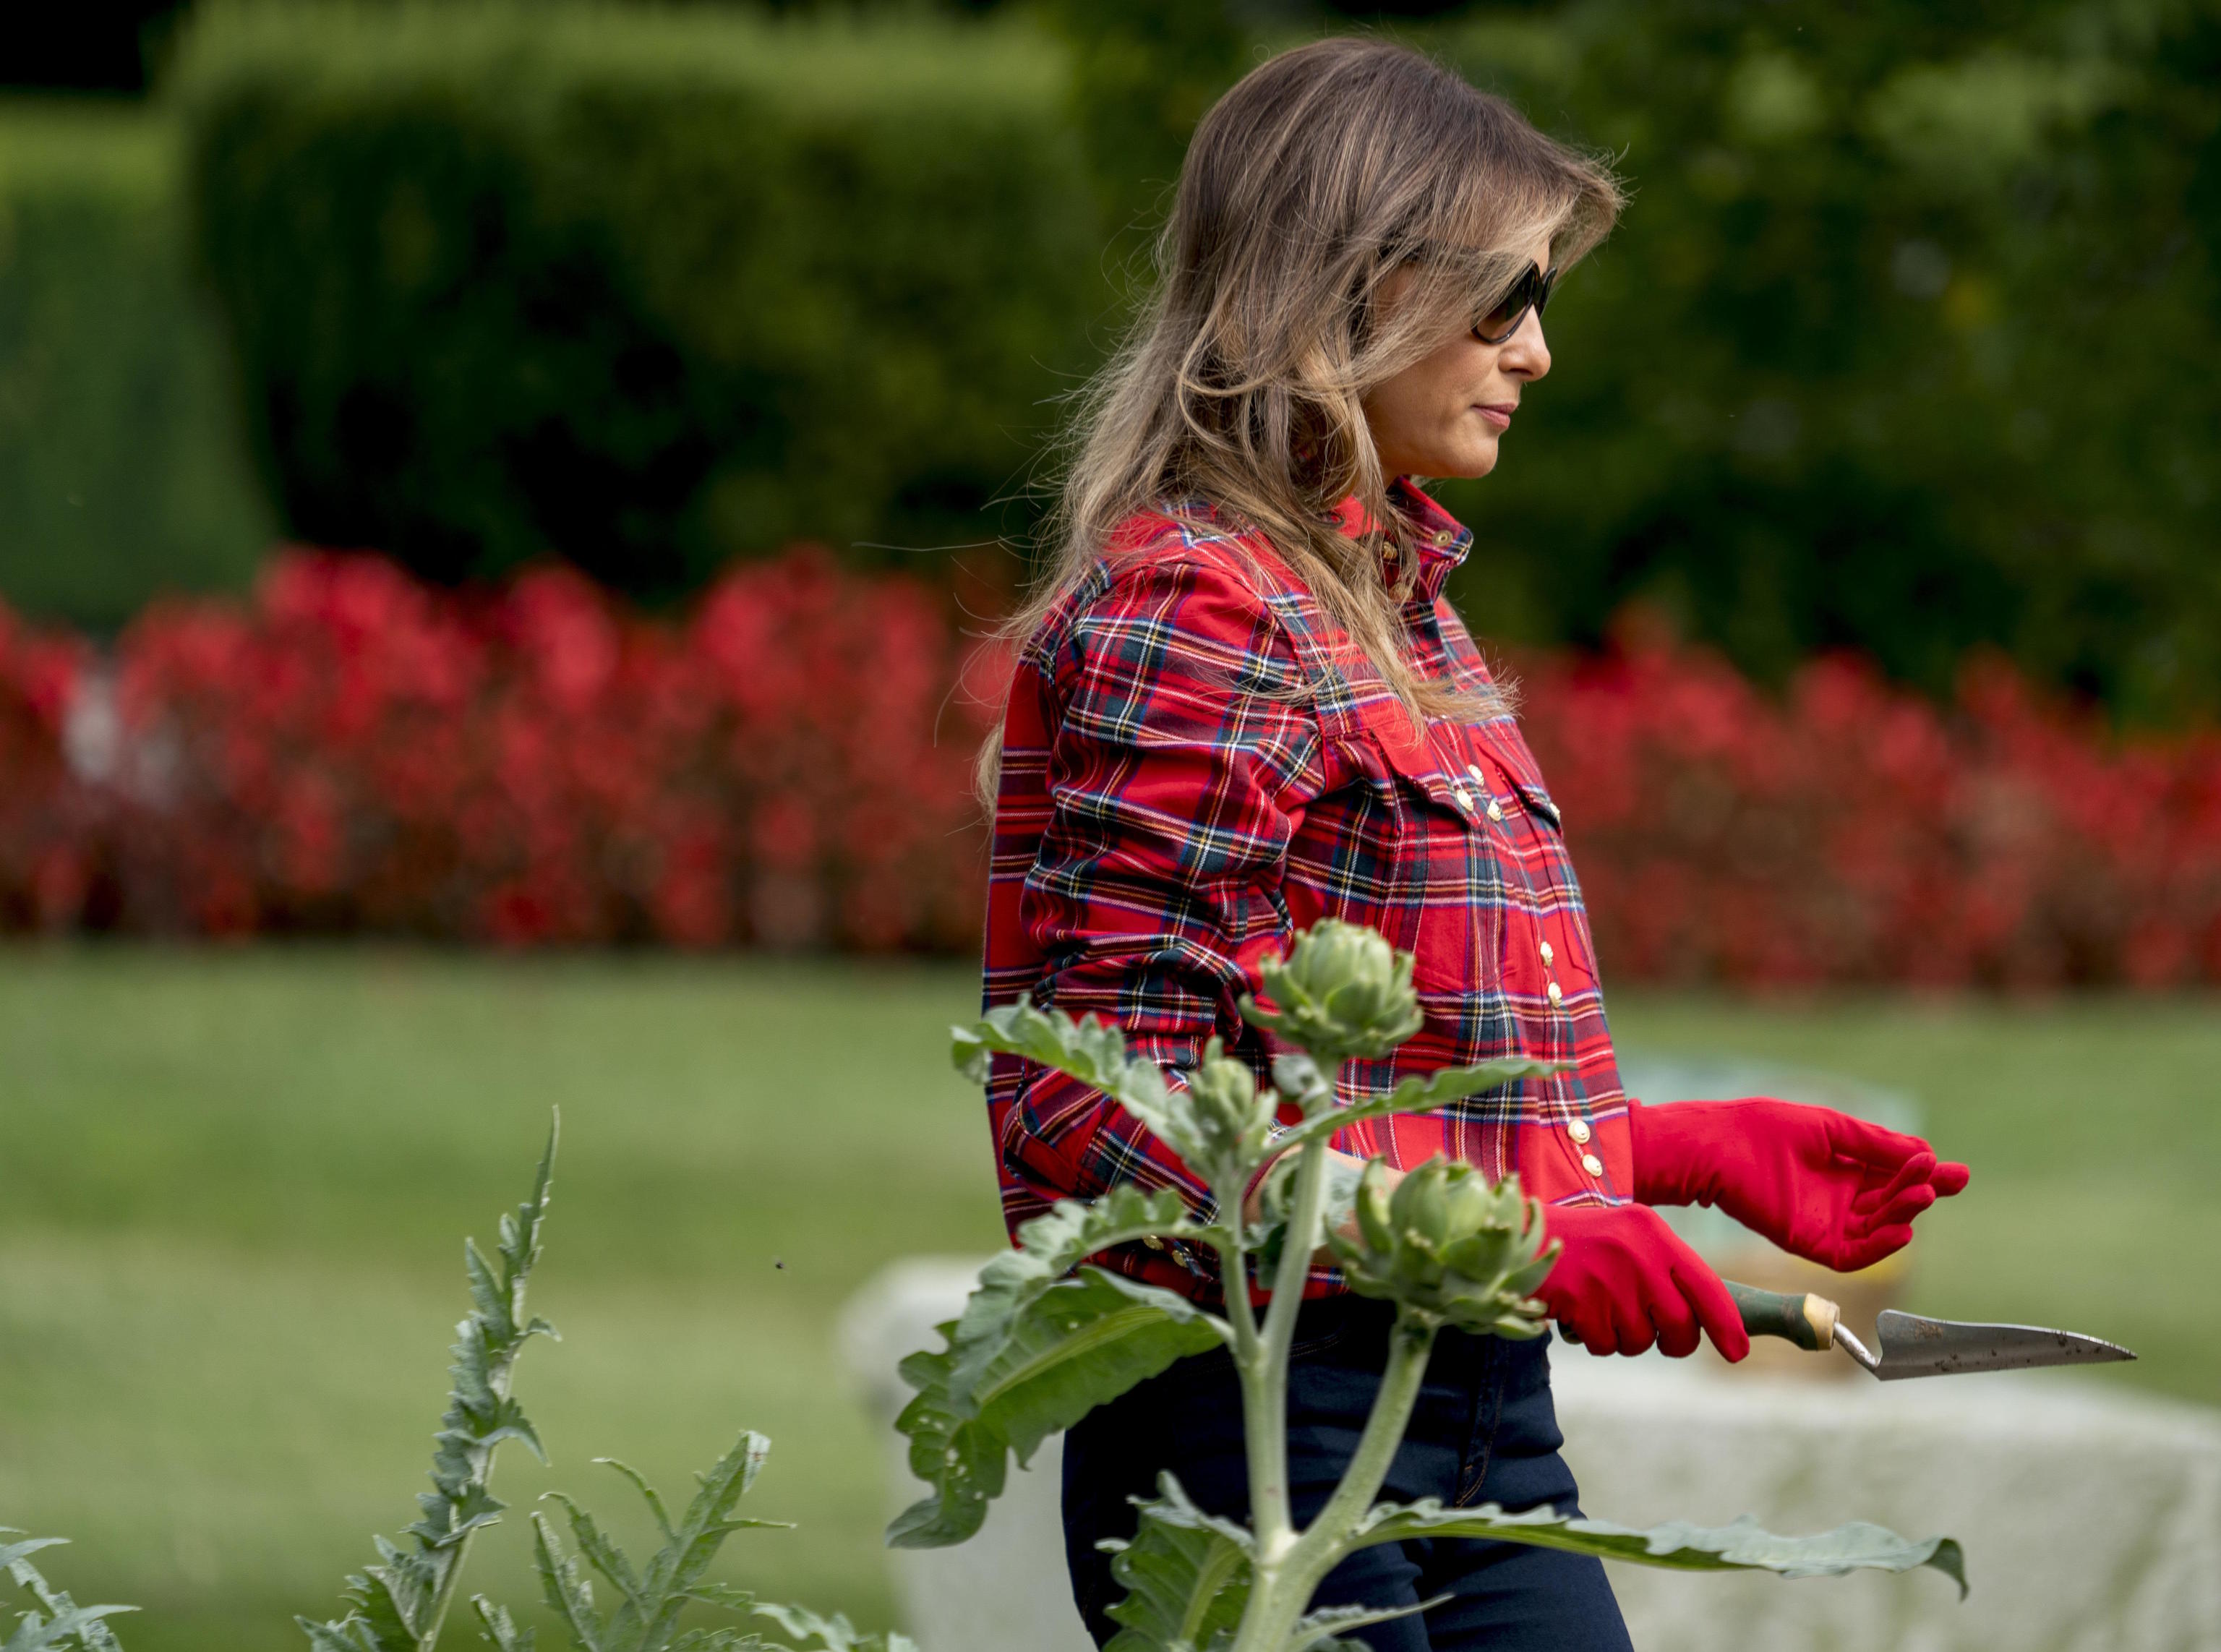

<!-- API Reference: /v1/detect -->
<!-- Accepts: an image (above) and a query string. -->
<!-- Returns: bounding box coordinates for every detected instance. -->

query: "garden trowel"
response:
[1726,1280,2136,1379]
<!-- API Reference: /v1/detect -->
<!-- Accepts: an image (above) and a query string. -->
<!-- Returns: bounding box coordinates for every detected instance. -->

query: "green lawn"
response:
[1,948,2215,1651]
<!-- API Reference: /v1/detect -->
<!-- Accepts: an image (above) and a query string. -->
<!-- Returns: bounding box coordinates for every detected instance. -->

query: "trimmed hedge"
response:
[172,4,1100,597]
[0,100,271,630]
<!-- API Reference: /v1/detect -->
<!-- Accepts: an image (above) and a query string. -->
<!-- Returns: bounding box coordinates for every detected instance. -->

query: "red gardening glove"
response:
[1537,1203,1750,1362]
[1629,1098,1971,1274]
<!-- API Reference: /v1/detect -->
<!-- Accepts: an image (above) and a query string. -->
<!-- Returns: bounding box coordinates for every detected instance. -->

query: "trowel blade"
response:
[1872,1309,2137,1380]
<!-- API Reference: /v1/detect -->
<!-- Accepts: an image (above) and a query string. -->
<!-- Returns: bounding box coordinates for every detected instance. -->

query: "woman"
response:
[978,37,1969,1651]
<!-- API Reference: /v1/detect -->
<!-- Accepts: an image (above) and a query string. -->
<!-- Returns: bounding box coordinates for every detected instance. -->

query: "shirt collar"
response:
[1327,479,1473,605]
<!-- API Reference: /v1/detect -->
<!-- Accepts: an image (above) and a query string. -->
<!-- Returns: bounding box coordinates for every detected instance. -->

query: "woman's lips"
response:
[1476,403,1516,431]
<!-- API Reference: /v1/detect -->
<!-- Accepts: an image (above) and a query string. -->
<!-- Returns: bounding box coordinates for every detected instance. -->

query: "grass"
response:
[0,946,2214,1651]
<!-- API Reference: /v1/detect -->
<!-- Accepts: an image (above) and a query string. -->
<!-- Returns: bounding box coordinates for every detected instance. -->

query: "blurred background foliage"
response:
[0,103,272,629]
[2,0,2217,718]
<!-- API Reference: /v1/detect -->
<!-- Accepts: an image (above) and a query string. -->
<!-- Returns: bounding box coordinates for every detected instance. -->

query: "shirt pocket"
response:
[1351,698,1484,821]
[1338,700,1500,991]
[1505,773,1562,834]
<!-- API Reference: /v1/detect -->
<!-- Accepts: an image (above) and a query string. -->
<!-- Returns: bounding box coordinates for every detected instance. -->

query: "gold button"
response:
[1485,799,1504,821]
[1467,763,1486,782]
[1539,940,1554,965]
[1546,980,1563,1005]
[1450,786,1473,812]
[1432,529,1454,547]
[1568,1119,1591,1145]
[1581,1152,1604,1177]
[1142,1234,1165,1250]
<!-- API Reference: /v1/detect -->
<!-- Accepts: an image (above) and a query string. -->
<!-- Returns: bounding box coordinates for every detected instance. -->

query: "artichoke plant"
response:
[902,919,1969,1652]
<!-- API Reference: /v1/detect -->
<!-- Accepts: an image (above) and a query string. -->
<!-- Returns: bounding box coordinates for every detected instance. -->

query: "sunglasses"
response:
[1473,262,1558,345]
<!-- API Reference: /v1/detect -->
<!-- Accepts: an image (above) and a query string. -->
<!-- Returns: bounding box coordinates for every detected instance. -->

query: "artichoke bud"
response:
[1186,1037,1270,1157]
[1335,1161,1559,1334]
[1352,1158,1399,1257]
[1243,920,1424,1061]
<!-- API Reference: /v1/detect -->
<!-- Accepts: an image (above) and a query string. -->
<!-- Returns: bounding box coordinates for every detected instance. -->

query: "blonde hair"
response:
[982,35,1622,803]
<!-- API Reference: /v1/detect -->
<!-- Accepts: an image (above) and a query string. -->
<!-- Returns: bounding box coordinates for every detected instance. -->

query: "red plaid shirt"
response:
[983,482,1632,1301]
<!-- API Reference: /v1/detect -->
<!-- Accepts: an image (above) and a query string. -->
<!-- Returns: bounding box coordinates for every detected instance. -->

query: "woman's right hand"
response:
[1537,1203,1750,1361]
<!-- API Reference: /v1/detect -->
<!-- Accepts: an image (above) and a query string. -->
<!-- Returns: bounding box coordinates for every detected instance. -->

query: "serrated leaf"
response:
[531,1515,606,1652]
[680,1585,755,1613]
[748,1604,912,1652]
[544,1496,646,1616]
[1266,1058,1570,1157]
[889,1270,1226,1549]
[309,1117,562,1652]
[1347,1502,1967,1596]
[643,1434,776,1603]
[1,1602,137,1652]
[1100,1476,1254,1652]
[954,1006,1208,1163]
[294,1618,374,1652]
[315,1115,562,1652]
[951,1187,1215,1395]
[750,1604,856,1648]
[0,1536,69,1576]
[471,1596,537,1652]
[519,1439,792,1652]
[1284,1596,1441,1652]
[594,1461,677,1544]
[0,1538,135,1652]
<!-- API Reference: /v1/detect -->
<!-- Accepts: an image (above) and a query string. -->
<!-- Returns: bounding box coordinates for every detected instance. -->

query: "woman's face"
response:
[1361,234,1554,482]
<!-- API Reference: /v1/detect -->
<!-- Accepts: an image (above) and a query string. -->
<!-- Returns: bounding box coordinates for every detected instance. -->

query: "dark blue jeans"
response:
[1061,1296,1632,1651]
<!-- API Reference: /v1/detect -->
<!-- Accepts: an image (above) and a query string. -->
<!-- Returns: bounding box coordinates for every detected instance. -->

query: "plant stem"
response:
[419,1529,474,1652]
[420,1345,521,1649]
[1250,1133,1330,1560]
[1230,1309,1436,1652]
[1284,1309,1433,1582]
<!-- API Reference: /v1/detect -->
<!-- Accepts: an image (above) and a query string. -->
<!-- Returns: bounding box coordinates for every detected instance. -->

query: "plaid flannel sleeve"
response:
[1000,552,1323,1220]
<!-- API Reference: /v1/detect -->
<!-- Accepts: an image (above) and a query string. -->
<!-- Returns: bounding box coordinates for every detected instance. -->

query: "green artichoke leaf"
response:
[752,1602,918,1651]
[518,1437,789,1652]
[951,1186,1218,1395]
[528,1512,607,1652]
[306,1116,562,1652]
[1266,1058,1569,1157]
[1284,1596,1443,1652]
[954,1003,1212,1158]
[1101,1475,1255,1652]
[468,1598,537,1652]
[0,1534,135,1652]
[889,1271,1227,1550]
[1346,1502,1967,1597]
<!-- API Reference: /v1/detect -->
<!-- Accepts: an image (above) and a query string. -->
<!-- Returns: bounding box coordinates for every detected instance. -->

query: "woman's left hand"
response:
[1627,1097,1970,1273]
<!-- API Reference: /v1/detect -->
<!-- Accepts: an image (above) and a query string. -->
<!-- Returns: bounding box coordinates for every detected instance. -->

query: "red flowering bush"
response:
[0,606,95,931]
[4,555,2220,984]
[95,547,1003,949]
[1517,618,2221,988]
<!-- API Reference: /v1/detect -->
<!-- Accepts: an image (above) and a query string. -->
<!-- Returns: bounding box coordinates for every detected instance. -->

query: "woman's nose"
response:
[1502,312,1552,382]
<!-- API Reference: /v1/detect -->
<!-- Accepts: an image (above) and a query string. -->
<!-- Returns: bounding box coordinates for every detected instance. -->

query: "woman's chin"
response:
[1438,435,1500,481]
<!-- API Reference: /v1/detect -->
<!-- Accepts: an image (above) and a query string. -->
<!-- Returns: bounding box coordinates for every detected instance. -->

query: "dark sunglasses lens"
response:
[1476,267,1554,343]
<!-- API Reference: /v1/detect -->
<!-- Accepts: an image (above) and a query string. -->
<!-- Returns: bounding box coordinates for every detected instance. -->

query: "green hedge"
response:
[0,100,271,630]
[172,3,1100,596]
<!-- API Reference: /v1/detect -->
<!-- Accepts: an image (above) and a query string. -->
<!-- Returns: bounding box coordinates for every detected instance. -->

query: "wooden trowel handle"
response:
[1726,1280,1841,1352]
